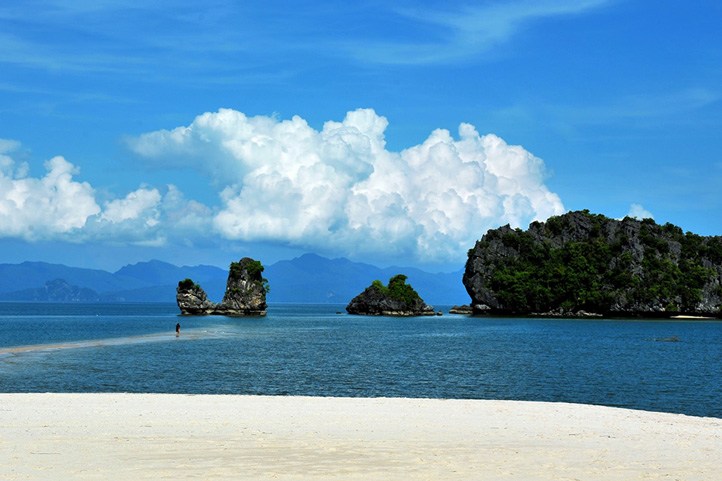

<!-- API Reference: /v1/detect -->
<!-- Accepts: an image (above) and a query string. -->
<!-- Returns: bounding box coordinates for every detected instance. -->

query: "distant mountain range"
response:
[0,254,469,305]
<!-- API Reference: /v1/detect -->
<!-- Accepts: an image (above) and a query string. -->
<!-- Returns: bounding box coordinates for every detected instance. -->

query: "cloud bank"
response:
[2,110,565,264]
[129,108,565,262]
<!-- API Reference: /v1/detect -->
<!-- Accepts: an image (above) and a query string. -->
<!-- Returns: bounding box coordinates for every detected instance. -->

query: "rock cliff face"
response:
[463,211,722,317]
[176,258,267,316]
[176,279,216,314]
[346,275,435,316]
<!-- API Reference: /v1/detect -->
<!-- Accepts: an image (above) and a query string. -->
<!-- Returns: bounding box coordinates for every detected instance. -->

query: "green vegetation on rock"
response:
[464,210,722,317]
[229,258,270,294]
[369,274,423,307]
[231,259,263,279]
[178,278,197,290]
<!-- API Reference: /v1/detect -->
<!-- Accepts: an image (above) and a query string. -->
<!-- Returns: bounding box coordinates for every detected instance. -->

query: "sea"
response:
[1,302,721,418]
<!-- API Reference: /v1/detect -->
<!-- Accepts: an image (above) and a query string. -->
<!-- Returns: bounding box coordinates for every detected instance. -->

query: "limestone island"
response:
[176,257,268,316]
[346,274,435,316]
[464,210,722,318]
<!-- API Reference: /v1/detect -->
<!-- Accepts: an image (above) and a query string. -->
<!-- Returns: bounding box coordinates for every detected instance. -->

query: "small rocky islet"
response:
[176,257,268,316]
[345,274,436,316]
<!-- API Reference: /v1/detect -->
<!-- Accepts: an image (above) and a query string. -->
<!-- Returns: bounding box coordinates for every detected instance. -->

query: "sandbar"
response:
[1,393,720,480]
[0,330,219,357]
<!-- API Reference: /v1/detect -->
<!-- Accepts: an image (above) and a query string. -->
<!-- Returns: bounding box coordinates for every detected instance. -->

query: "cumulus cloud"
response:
[0,141,210,246]
[130,108,565,262]
[3,109,567,264]
[85,184,213,246]
[0,152,101,240]
[627,203,654,221]
[100,187,162,225]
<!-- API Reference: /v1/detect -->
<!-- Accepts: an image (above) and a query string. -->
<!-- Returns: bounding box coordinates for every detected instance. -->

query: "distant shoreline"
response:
[1,300,719,320]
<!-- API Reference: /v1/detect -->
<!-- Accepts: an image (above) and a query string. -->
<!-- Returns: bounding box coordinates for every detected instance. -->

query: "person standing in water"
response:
[176,322,181,336]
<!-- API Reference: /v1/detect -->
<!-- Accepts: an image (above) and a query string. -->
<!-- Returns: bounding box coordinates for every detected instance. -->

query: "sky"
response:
[1,0,721,272]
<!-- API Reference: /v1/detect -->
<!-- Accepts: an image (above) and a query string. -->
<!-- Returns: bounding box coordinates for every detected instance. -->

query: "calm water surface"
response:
[1,303,720,418]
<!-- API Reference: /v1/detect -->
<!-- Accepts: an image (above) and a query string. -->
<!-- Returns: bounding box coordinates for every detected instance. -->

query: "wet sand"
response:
[1,394,721,480]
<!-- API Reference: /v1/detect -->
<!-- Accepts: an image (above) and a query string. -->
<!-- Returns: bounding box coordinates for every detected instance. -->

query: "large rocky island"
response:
[346,274,435,316]
[464,210,722,318]
[176,257,268,316]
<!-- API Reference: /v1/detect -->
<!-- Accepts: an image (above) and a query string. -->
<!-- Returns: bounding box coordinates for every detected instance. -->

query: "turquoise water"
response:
[1,302,721,418]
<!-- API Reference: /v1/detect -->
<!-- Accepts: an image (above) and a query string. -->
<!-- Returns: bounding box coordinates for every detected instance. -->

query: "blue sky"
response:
[1,0,721,271]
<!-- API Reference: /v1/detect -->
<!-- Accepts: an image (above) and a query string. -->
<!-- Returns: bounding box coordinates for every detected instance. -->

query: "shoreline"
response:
[2,393,721,480]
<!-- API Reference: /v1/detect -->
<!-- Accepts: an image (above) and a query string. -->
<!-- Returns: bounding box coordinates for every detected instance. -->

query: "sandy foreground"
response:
[1,394,721,480]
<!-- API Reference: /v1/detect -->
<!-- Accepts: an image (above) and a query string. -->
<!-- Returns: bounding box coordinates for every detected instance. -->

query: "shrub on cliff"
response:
[178,278,197,290]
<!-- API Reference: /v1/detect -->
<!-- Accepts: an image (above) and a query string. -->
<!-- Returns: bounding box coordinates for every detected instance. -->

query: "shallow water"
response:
[1,302,721,417]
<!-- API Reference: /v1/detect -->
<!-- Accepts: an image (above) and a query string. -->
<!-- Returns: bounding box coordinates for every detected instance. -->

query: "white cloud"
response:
[82,184,213,246]
[627,203,654,221]
[159,184,213,234]
[2,109,567,264]
[0,138,21,154]
[0,142,211,246]
[0,154,101,240]
[131,108,565,263]
[0,138,23,175]
[100,187,162,225]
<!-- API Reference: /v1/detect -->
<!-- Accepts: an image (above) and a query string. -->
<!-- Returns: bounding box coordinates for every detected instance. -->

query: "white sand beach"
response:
[1,394,720,480]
